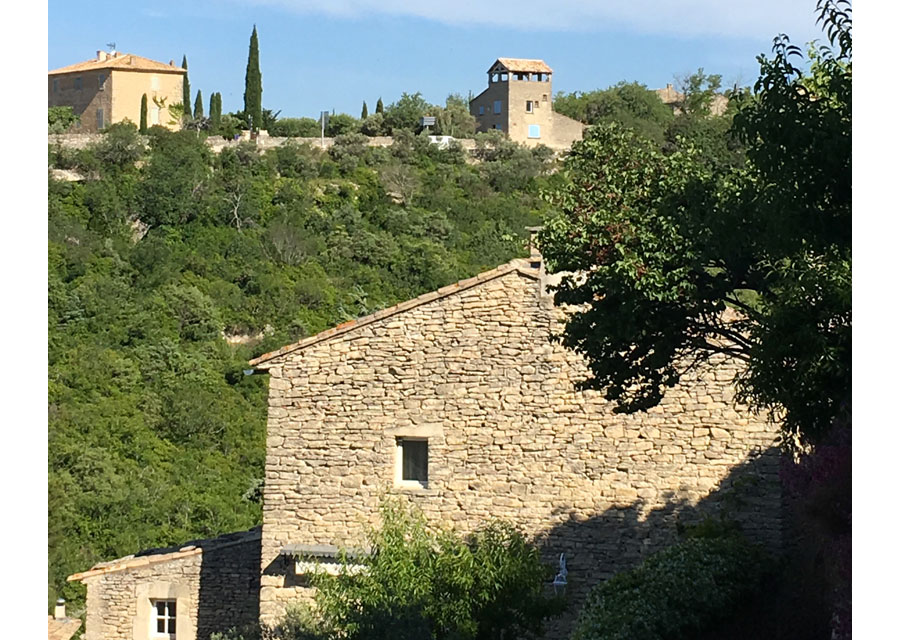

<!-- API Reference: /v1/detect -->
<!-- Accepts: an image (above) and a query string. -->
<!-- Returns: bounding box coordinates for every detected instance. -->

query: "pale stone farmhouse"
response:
[49,51,186,133]
[69,256,782,639]
[469,58,586,149]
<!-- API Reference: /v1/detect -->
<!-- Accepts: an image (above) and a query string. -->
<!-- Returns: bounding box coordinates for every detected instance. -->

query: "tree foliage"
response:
[554,82,674,145]
[244,25,263,131]
[299,501,564,640]
[539,2,851,445]
[572,534,770,640]
[181,55,191,122]
[49,106,79,134]
[140,94,148,134]
[194,90,204,120]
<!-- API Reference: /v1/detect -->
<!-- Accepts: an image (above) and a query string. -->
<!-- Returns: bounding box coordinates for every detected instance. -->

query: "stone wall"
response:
[254,262,782,636]
[79,529,260,640]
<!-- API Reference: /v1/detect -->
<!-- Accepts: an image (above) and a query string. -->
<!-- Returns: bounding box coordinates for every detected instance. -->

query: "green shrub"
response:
[270,117,321,138]
[572,536,770,640]
[302,500,564,640]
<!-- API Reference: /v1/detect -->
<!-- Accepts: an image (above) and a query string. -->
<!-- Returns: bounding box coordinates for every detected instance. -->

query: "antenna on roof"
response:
[106,42,116,52]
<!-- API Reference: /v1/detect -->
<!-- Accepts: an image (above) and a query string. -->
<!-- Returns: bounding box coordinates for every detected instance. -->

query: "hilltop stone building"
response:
[48,51,186,133]
[469,58,585,149]
[69,256,783,639]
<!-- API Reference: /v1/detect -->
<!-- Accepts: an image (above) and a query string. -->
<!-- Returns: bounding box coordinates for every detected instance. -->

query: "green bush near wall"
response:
[572,535,771,640]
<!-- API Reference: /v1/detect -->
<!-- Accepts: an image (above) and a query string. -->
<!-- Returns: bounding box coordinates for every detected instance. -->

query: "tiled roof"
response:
[249,258,540,368]
[67,527,260,582]
[49,53,185,75]
[494,58,553,74]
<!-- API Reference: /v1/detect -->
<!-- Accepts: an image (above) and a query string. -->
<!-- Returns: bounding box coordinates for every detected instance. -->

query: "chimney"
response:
[54,599,66,620]
[169,59,175,66]
[97,50,107,62]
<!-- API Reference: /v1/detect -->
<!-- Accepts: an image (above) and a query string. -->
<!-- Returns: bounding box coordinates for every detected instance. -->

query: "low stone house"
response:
[69,256,782,639]
[68,529,260,640]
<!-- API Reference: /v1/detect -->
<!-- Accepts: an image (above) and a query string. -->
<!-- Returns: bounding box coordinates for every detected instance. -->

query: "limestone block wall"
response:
[256,266,782,635]
[80,532,260,640]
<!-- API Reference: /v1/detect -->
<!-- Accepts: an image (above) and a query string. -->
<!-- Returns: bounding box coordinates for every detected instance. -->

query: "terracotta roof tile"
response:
[49,53,185,75]
[249,259,540,368]
[494,58,553,74]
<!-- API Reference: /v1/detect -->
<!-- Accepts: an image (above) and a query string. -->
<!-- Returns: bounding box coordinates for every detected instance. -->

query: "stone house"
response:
[68,529,261,640]
[469,58,586,149]
[68,255,782,639]
[49,51,186,133]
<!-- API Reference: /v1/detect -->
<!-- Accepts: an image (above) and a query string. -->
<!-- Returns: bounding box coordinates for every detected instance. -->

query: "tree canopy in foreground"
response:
[539,0,851,446]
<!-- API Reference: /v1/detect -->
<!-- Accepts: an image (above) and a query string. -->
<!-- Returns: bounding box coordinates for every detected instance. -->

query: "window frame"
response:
[528,124,541,139]
[395,437,428,489]
[97,73,106,90]
[478,105,484,115]
[493,100,502,115]
[74,76,82,91]
[525,100,534,113]
[150,599,176,639]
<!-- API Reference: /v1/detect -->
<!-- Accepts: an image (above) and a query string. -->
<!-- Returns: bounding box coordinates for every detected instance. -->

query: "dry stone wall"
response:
[257,266,782,636]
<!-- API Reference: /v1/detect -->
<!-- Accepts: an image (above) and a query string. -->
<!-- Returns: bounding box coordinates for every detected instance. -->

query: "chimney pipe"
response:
[54,599,66,620]
[97,50,107,62]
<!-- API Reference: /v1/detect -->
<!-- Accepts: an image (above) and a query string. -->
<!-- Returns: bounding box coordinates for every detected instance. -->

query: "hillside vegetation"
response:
[48,127,557,607]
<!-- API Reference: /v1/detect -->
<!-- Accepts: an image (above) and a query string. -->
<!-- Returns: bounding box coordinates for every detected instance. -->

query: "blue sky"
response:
[48,1,823,119]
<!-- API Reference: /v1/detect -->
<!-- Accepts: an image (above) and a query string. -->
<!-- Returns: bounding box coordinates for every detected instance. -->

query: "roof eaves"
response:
[249,259,539,368]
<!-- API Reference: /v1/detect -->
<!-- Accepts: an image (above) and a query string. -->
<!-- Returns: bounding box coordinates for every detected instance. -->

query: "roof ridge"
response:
[249,258,539,368]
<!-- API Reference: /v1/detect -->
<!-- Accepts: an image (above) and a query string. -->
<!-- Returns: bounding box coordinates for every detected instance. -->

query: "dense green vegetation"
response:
[48,125,556,608]
[572,533,770,640]
[212,501,563,640]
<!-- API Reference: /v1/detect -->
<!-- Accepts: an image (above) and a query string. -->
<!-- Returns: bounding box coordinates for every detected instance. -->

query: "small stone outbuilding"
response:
[68,528,260,640]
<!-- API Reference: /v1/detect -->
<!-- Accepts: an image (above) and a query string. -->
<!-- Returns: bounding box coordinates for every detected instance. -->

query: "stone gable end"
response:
[258,267,782,633]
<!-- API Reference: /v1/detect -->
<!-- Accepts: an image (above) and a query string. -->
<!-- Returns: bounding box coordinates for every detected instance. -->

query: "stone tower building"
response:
[469,58,585,149]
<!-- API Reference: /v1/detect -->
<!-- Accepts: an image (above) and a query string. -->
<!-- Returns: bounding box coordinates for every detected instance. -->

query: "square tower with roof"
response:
[469,58,584,149]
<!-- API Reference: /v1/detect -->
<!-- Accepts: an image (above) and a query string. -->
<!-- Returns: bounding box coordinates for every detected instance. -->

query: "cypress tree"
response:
[361,101,368,119]
[243,25,263,131]
[376,97,384,114]
[181,55,190,120]
[140,94,148,133]
[194,90,204,119]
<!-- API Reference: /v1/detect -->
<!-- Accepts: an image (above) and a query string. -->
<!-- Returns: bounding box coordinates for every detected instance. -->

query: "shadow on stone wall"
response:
[260,446,785,639]
[531,445,785,639]
[133,528,261,640]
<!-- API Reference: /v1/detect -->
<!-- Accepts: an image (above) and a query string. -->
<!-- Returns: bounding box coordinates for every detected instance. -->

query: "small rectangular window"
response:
[525,100,533,113]
[396,438,428,487]
[151,107,160,125]
[151,75,160,91]
[52,78,58,93]
[96,109,104,130]
[528,124,541,139]
[542,94,548,102]
[151,599,176,638]
[493,100,502,115]
[98,73,106,90]
[74,77,82,91]
[478,105,484,115]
